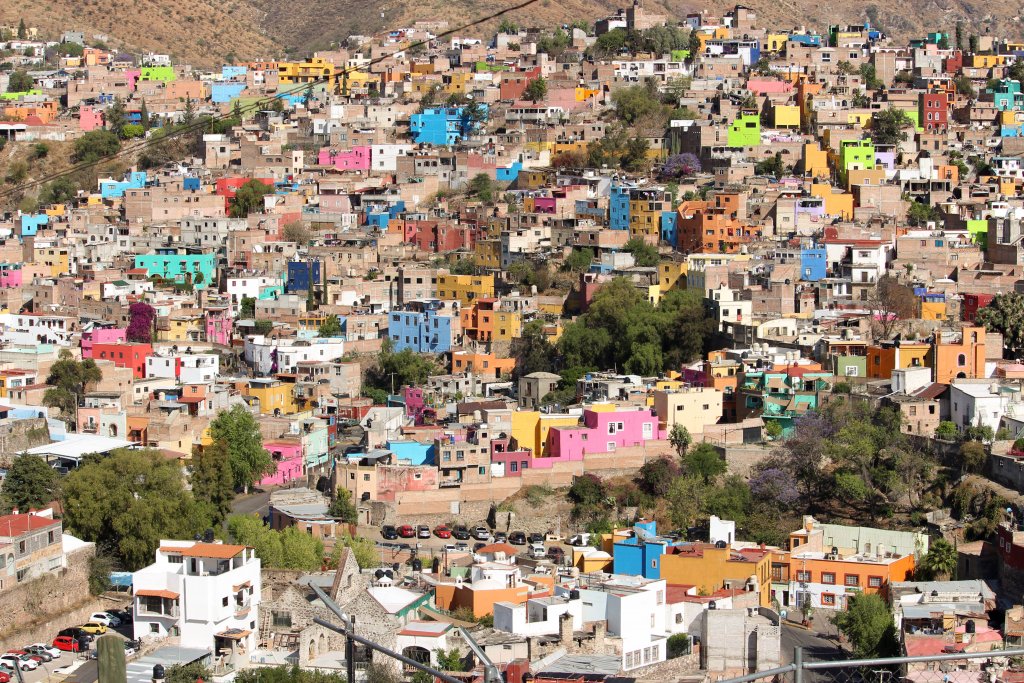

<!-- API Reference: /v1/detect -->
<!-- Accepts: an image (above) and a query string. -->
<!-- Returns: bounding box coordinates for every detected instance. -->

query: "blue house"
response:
[221,65,248,79]
[19,213,49,237]
[385,440,435,465]
[612,520,683,580]
[211,82,246,104]
[496,161,523,183]
[286,260,322,293]
[388,300,454,353]
[609,184,631,231]
[366,200,405,228]
[134,251,216,289]
[800,245,827,281]
[660,211,678,245]
[183,177,201,191]
[100,171,147,199]
[991,79,1024,111]
[409,106,486,146]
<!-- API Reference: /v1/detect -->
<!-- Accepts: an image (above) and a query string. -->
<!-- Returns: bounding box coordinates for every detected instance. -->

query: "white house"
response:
[950,379,1019,434]
[244,337,346,375]
[226,277,284,313]
[0,314,76,346]
[145,352,220,384]
[132,540,261,664]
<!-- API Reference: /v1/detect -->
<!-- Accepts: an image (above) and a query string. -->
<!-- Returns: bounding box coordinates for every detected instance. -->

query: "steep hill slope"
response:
[4,0,1022,67]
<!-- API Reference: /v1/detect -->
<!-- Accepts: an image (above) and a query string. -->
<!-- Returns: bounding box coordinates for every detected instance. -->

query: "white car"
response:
[528,543,546,559]
[1,654,38,671]
[26,643,60,659]
[88,612,119,627]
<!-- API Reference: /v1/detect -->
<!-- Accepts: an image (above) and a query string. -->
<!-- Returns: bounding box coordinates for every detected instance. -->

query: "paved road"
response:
[230,489,272,519]
[781,621,845,665]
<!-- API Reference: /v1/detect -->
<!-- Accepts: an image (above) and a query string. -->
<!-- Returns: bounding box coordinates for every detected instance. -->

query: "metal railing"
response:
[719,647,1024,683]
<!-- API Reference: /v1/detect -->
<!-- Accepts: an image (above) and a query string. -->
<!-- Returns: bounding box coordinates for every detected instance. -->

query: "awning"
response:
[136,589,179,600]
[215,629,251,641]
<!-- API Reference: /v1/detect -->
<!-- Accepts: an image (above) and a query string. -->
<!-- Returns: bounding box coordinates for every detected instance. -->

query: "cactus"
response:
[97,634,127,683]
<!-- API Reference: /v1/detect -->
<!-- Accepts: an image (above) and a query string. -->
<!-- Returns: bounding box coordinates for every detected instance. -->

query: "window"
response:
[222,597,229,607]
[844,574,859,587]
[272,611,292,627]
[958,353,966,366]
[150,623,160,634]
[796,570,811,582]
[868,576,883,588]
[822,593,835,606]
[822,572,836,584]
[363,474,370,481]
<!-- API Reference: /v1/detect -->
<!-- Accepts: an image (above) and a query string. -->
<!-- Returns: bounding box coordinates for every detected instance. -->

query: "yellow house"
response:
[652,387,724,435]
[474,240,501,270]
[436,273,495,306]
[552,141,588,156]
[810,183,854,219]
[0,369,37,398]
[764,33,789,52]
[802,143,830,179]
[443,72,471,96]
[491,310,522,341]
[920,300,947,321]
[44,204,66,217]
[773,104,800,128]
[573,547,613,573]
[575,87,600,102]
[658,544,772,607]
[518,170,549,190]
[246,378,299,416]
[34,247,69,277]
[278,57,338,88]
[847,111,872,128]
[160,314,204,343]
[510,411,580,458]
[628,199,662,237]
[298,311,329,336]
[659,261,687,293]
[969,54,1005,69]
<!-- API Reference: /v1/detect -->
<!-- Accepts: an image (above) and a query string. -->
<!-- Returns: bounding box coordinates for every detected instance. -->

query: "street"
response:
[781,618,846,665]
[230,488,272,519]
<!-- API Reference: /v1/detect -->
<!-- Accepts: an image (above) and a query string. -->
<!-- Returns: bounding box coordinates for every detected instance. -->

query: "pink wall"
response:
[546,408,663,459]
[79,106,105,132]
[534,197,557,213]
[261,441,304,486]
[0,266,23,290]
[81,327,127,359]
[205,312,231,346]
[318,146,371,171]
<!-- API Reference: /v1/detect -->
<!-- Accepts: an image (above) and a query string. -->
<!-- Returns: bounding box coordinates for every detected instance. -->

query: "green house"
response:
[839,139,876,171]
[134,252,216,289]
[967,219,988,249]
[727,113,761,148]
[139,66,176,82]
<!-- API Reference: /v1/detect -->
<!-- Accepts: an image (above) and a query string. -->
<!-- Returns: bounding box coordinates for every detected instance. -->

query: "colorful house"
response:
[261,440,304,486]
[409,106,485,146]
[545,405,663,459]
[436,273,494,306]
[388,300,455,353]
[245,378,299,416]
[839,139,876,171]
[736,365,834,434]
[93,341,153,379]
[81,326,127,358]
[134,251,216,290]
[727,113,761,148]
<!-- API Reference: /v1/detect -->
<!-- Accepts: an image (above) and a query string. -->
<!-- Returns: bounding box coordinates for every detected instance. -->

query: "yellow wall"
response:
[803,143,829,179]
[436,273,495,306]
[773,105,801,128]
[659,546,771,606]
[810,183,854,219]
[659,262,687,292]
[247,383,299,415]
[510,411,580,457]
[920,300,947,321]
[492,310,522,341]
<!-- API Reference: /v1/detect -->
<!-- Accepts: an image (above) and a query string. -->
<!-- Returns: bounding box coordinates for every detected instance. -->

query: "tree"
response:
[764,420,783,440]
[43,349,102,422]
[937,35,950,50]
[72,130,120,164]
[208,405,274,492]
[105,97,128,138]
[282,221,310,244]
[88,553,114,595]
[524,77,548,103]
[229,180,274,218]
[661,153,701,178]
[62,449,213,570]
[328,488,357,523]
[956,22,964,50]
[318,315,343,338]
[611,84,664,125]
[623,237,659,267]
[140,99,151,131]
[0,454,59,513]
[954,75,975,99]
[364,339,440,394]
[870,108,912,146]
[510,321,556,380]
[621,136,650,173]
[667,475,707,529]
[227,514,324,570]
[936,421,959,440]
[867,275,918,340]
[669,424,692,457]
[754,152,785,179]
[7,70,32,92]
[498,18,519,34]
[190,441,235,524]
[17,19,26,39]
[303,83,315,107]
[127,302,156,343]
[468,173,496,203]
[552,149,589,169]
[907,201,940,227]
[683,443,726,484]
[435,648,466,672]
[921,539,957,580]
[568,474,607,521]
[831,593,900,658]
[332,531,377,569]
[977,292,1024,359]
[240,297,256,319]
[562,247,594,272]
[969,34,979,55]
[959,440,987,475]
[121,123,145,139]
[635,456,680,497]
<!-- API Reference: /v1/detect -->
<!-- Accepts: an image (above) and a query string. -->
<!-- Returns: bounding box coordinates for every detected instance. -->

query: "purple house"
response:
[546,407,663,460]
[82,326,128,359]
[318,147,371,172]
[261,440,304,486]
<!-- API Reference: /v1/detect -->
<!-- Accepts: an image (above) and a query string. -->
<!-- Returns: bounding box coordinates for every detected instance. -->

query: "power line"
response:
[0,0,542,200]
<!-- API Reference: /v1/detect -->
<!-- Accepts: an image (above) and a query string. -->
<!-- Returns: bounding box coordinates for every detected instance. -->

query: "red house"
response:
[919,92,948,133]
[92,341,153,379]
[962,293,995,323]
[214,177,275,212]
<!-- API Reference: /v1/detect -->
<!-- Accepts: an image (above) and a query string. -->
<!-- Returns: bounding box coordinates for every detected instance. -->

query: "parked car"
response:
[8,650,47,664]
[528,543,546,559]
[442,544,458,553]
[56,629,93,646]
[452,525,471,540]
[79,622,107,635]
[416,525,431,539]
[547,546,566,563]
[0,654,38,671]
[454,542,470,551]
[508,531,527,545]
[25,644,60,660]
[433,525,452,539]
[123,640,139,657]
[528,532,544,544]
[472,526,490,541]
[568,533,591,547]
[88,613,118,627]
[473,542,487,552]
[381,525,398,540]
[0,669,11,683]
[397,525,416,538]
[494,531,508,543]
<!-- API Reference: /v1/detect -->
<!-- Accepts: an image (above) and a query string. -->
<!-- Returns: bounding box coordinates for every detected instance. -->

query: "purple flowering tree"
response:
[127,302,156,343]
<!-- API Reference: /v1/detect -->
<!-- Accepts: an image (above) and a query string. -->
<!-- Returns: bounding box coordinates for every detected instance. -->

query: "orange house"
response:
[3,101,57,123]
[867,340,931,380]
[676,194,758,254]
[933,326,986,383]
[432,571,554,618]
[658,544,772,607]
[451,351,515,377]
[788,550,915,610]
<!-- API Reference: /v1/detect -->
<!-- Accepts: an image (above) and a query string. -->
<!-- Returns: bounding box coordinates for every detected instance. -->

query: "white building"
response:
[950,379,1018,434]
[132,540,261,661]
[145,352,220,384]
[226,277,284,312]
[244,337,346,375]
[370,144,414,172]
[0,314,75,346]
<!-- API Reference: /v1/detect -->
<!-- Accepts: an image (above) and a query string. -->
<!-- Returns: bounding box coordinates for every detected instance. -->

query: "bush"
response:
[73,130,120,164]
[88,553,114,595]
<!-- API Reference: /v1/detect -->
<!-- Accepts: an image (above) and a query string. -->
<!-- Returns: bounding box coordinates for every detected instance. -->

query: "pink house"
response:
[81,326,127,359]
[0,264,23,290]
[79,106,105,132]
[746,79,794,96]
[261,440,304,486]
[490,437,532,477]
[205,308,232,346]
[318,147,371,172]
[546,407,664,460]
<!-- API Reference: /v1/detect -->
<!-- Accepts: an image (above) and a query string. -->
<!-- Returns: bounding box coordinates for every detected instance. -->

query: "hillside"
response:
[4,0,1023,66]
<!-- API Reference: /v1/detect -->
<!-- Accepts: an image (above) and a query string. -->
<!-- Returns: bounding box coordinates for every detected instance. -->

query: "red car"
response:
[433,525,452,539]
[397,525,416,538]
[51,637,83,653]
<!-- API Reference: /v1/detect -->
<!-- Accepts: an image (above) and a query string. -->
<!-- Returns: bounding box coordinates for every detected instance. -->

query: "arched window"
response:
[958,353,966,366]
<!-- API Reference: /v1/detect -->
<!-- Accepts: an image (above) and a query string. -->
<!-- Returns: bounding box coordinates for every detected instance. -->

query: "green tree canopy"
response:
[7,70,33,92]
[831,593,900,658]
[319,314,343,338]
[524,77,548,103]
[365,339,440,394]
[227,514,324,570]
[229,180,274,218]
[870,108,912,146]
[921,538,957,580]
[328,488,358,524]
[62,449,213,570]
[976,292,1024,359]
[468,173,497,203]
[189,441,235,524]
[623,237,660,267]
[209,405,274,492]
[669,424,692,456]
[0,453,59,513]
[73,130,120,164]
[683,443,727,484]
[43,349,102,421]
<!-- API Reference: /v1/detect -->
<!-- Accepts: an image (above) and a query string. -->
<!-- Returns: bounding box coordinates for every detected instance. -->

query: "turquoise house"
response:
[134,251,216,290]
[737,368,834,435]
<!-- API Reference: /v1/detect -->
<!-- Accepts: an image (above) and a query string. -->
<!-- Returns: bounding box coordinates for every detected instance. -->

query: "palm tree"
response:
[922,539,957,580]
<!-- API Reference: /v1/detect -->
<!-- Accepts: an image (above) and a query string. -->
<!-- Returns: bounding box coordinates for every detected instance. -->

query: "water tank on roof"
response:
[153,665,165,681]
[966,620,976,634]
[715,540,727,548]
[569,589,580,600]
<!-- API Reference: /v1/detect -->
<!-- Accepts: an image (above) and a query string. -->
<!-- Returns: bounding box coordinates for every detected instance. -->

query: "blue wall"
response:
[211,82,246,104]
[286,261,322,293]
[19,213,49,237]
[800,247,827,281]
[660,211,678,245]
[409,106,487,146]
[100,171,147,199]
[386,440,435,465]
[388,309,453,353]
[496,161,523,182]
[221,65,248,79]
[609,185,630,231]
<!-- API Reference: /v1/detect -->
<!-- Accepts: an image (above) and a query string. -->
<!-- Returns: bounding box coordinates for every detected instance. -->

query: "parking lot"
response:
[6,620,135,683]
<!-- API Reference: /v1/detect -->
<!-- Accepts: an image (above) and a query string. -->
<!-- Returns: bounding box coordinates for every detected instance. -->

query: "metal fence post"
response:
[794,646,803,683]
[346,615,356,683]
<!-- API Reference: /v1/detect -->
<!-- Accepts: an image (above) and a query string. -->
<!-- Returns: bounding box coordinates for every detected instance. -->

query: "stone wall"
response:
[0,418,53,465]
[0,544,120,650]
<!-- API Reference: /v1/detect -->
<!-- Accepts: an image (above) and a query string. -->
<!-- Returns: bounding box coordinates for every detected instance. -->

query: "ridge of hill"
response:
[4,0,1022,67]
